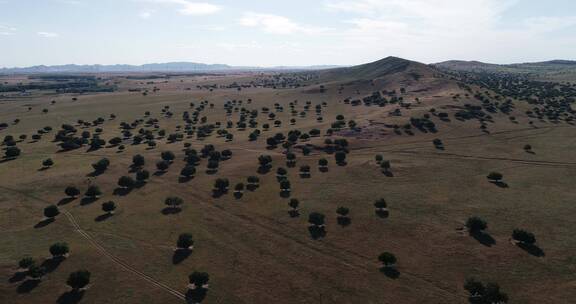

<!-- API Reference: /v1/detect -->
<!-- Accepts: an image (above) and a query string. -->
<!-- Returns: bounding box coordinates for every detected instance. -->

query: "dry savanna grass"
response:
[1,57,575,304]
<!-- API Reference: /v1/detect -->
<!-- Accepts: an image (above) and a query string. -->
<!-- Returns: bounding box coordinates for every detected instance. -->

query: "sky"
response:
[1,0,576,67]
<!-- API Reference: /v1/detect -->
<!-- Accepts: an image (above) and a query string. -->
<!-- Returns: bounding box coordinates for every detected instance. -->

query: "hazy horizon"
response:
[1,0,576,68]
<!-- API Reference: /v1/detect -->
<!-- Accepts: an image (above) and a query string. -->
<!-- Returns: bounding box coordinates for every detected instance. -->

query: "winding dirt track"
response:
[0,185,187,302]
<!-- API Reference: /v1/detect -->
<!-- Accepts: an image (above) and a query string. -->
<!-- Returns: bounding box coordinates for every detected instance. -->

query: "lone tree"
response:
[336,207,350,217]
[42,158,54,168]
[92,158,110,172]
[102,201,116,214]
[85,185,102,199]
[161,151,176,163]
[247,176,260,191]
[136,170,150,183]
[49,242,70,258]
[512,229,536,245]
[177,233,194,250]
[374,199,387,211]
[156,160,170,172]
[318,158,328,171]
[378,252,397,268]
[180,165,196,178]
[466,217,487,234]
[18,257,35,271]
[214,178,229,193]
[280,180,291,192]
[44,205,60,219]
[165,196,184,210]
[288,198,299,210]
[65,186,80,198]
[486,172,503,183]
[4,146,21,159]
[28,265,46,280]
[132,154,145,168]
[308,212,325,227]
[67,270,91,291]
[188,271,210,289]
[335,151,347,165]
[380,160,391,172]
[117,176,135,189]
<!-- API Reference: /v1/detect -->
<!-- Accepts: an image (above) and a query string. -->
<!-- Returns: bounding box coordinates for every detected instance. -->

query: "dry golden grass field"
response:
[1,57,575,304]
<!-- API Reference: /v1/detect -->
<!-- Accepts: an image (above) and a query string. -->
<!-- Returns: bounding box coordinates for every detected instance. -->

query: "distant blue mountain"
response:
[0,62,342,74]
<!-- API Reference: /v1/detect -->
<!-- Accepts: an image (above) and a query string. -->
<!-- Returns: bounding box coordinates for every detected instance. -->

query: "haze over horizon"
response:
[1,0,576,68]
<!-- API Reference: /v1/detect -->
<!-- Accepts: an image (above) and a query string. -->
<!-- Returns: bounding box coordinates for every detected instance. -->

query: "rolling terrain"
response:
[1,56,575,304]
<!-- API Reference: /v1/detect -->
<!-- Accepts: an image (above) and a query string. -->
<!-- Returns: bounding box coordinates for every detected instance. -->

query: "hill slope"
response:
[318,56,436,83]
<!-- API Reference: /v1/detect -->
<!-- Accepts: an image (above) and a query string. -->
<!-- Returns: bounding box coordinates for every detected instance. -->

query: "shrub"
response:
[378,252,396,267]
[65,186,80,198]
[49,242,69,258]
[67,270,91,290]
[177,233,194,249]
[44,205,60,218]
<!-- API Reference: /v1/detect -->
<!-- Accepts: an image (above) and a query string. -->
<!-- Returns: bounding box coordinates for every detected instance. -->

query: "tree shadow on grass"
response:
[9,271,27,283]
[186,288,207,303]
[86,170,104,177]
[41,257,64,274]
[379,267,400,279]
[375,210,389,218]
[517,243,545,257]
[308,226,326,240]
[34,218,55,229]
[153,171,167,177]
[0,157,16,164]
[211,190,227,198]
[57,290,85,304]
[172,249,192,265]
[161,207,182,215]
[80,197,98,206]
[337,217,351,227]
[17,279,40,293]
[382,171,394,177]
[288,210,300,218]
[490,181,509,188]
[113,187,132,196]
[470,231,496,247]
[179,176,194,183]
[95,213,113,222]
[58,197,76,206]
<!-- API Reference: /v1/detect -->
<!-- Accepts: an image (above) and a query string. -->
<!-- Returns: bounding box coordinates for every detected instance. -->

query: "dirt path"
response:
[62,210,187,301]
[0,184,187,302]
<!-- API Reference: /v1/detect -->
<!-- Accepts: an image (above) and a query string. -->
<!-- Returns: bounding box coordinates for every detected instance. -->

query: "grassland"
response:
[1,59,575,304]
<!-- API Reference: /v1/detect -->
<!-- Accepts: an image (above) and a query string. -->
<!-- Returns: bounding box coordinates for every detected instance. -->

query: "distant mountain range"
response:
[0,62,342,74]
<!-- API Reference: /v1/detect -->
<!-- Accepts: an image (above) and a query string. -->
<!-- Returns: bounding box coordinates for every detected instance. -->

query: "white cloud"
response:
[140,0,221,16]
[523,16,576,33]
[317,0,576,63]
[37,32,59,38]
[0,25,16,36]
[239,12,329,35]
[139,9,155,19]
